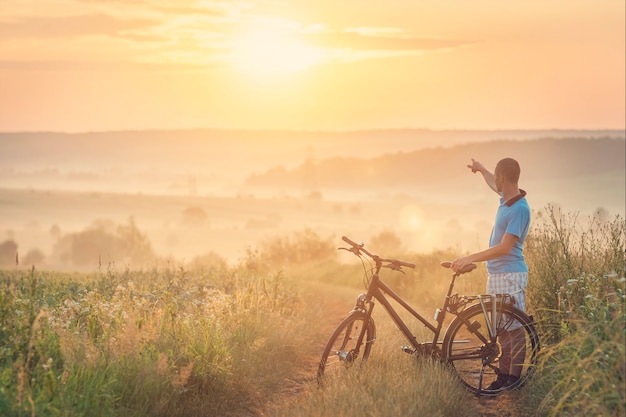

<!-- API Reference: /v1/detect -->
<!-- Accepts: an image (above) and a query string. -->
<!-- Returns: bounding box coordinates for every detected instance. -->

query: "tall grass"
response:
[0,210,623,416]
[268,317,481,417]
[525,206,625,416]
[0,261,308,417]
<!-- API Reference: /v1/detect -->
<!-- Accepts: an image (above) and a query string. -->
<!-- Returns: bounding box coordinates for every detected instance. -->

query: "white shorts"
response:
[486,271,528,311]
[487,272,528,331]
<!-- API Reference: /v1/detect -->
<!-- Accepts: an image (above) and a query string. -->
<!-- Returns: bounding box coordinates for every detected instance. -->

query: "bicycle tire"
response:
[317,312,376,384]
[442,302,540,396]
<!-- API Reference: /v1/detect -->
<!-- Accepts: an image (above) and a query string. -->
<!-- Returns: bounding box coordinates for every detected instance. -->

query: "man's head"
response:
[494,158,520,191]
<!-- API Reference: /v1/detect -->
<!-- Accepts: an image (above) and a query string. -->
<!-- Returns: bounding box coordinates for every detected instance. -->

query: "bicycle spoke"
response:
[317,313,375,383]
[443,302,540,396]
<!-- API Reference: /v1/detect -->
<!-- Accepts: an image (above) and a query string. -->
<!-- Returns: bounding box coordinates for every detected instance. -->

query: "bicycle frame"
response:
[321,237,540,396]
[353,261,463,356]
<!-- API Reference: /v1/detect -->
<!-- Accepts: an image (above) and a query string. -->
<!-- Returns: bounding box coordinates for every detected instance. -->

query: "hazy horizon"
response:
[0,133,623,270]
[1,129,623,195]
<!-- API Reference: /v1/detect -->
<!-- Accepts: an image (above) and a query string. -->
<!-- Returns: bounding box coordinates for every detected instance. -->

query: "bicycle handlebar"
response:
[341,235,359,246]
[340,236,416,269]
[340,236,476,275]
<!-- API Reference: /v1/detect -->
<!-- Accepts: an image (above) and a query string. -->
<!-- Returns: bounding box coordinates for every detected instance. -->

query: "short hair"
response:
[495,158,521,183]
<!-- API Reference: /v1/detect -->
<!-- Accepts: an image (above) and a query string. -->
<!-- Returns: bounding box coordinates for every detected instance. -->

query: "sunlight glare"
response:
[231,32,324,75]
[398,204,424,232]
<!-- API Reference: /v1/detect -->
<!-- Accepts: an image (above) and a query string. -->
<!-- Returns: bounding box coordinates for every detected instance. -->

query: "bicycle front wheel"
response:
[442,303,539,396]
[317,312,376,384]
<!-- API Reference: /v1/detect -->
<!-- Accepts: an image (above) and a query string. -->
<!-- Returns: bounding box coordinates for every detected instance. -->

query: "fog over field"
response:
[0,129,623,270]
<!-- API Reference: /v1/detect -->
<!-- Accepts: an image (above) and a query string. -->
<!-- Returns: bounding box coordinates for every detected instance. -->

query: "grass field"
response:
[0,208,623,416]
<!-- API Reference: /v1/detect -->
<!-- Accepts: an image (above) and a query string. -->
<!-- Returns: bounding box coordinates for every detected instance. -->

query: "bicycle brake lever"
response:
[386,263,406,274]
[338,246,361,256]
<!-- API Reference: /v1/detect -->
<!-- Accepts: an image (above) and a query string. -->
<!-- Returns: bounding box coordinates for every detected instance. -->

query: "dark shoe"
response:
[486,374,511,390]
[506,375,520,388]
[486,374,520,391]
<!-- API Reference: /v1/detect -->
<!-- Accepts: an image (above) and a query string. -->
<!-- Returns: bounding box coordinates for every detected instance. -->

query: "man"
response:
[451,157,531,390]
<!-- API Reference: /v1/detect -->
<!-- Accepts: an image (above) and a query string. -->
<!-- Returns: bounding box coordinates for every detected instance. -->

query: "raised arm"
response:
[468,158,498,193]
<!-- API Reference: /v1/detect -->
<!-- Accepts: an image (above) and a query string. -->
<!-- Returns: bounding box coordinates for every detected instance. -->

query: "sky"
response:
[0,0,624,132]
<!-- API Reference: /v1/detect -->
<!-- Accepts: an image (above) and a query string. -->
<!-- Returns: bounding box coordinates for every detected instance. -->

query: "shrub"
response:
[21,249,46,267]
[253,228,337,269]
[530,272,625,417]
[369,230,404,254]
[0,240,17,267]
[524,206,625,416]
[526,205,625,341]
[180,206,208,227]
[51,218,154,267]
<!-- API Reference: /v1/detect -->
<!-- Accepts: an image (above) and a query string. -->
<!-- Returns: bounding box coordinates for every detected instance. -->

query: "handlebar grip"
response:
[342,236,360,247]
[398,260,416,269]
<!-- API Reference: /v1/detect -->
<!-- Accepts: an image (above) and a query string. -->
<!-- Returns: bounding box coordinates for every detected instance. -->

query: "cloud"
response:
[300,30,476,52]
[156,6,229,18]
[0,14,158,39]
[0,5,476,72]
[0,59,208,72]
[0,8,229,70]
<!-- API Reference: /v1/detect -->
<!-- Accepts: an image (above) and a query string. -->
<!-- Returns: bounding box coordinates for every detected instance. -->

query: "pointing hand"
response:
[467,158,484,174]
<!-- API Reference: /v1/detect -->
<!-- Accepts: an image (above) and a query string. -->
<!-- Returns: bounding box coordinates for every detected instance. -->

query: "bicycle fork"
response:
[343,294,376,359]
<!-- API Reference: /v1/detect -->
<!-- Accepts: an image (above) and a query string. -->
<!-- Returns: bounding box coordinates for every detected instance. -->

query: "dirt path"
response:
[257,281,357,410]
[265,280,526,417]
[475,393,521,417]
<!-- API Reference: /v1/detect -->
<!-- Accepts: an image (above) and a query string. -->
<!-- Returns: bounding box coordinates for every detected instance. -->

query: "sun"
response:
[230,31,324,76]
[398,204,424,232]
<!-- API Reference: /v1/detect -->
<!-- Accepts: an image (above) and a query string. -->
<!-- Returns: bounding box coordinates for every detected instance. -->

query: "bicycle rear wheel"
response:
[317,312,376,384]
[442,303,539,396]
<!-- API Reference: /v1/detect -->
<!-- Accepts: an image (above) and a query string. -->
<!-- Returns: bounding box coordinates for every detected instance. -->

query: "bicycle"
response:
[317,236,540,396]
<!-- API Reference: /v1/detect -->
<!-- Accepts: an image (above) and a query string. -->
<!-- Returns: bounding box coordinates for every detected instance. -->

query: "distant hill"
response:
[244,137,625,188]
[242,137,625,215]
[1,129,622,174]
[0,130,623,207]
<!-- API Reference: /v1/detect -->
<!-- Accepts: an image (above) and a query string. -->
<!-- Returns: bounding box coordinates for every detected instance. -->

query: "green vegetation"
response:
[0,260,307,417]
[0,210,624,416]
[525,207,625,416]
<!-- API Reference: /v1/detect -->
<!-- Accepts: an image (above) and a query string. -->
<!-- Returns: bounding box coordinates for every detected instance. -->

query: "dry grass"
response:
[268,317,482,417]
[0,213,623,416]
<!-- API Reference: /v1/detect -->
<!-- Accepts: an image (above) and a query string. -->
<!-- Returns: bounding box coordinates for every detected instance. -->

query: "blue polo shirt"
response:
[486,190,530,274]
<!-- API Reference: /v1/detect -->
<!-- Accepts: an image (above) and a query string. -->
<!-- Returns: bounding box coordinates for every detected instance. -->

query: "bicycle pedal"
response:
[401,345,416,355]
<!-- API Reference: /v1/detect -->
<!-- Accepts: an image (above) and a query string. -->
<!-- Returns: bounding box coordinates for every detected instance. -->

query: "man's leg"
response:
[488,326,526,390]
[508,327,526,378]
[486,329,511,390]
[498,328,512,376]
[496,327,526,387]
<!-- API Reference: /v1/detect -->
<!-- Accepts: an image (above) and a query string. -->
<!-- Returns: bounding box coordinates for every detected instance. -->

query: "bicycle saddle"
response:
[440,261,477,275]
